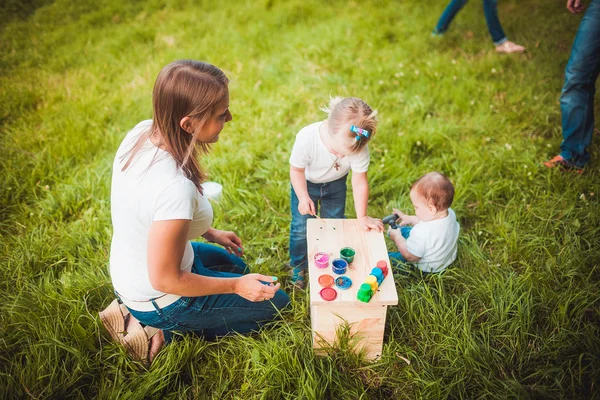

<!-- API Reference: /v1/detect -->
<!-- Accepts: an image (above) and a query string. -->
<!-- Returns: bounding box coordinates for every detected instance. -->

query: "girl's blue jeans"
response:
[434,0,507,45]
[126,242,290,343]
[289,175,347,270]
[559,0,600,168]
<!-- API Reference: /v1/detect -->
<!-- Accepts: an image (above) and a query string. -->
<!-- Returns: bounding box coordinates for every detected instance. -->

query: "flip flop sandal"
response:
[99,299,130,344]
[122,321,162,365]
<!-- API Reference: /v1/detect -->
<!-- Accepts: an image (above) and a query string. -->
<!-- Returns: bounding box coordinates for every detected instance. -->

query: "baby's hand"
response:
[388,226,401,240]
[393,208,416,226]
[298,198,316,216]
[359,216,384,232]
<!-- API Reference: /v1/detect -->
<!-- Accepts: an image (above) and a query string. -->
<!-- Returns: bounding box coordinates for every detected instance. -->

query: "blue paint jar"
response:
[331,258,348,275]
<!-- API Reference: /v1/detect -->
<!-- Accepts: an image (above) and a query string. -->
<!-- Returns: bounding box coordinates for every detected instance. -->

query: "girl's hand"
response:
[358,216,384,232]
[393,208,418,226]
[234,274,280,302]
[298,197,316,216]
[203,228,244,256]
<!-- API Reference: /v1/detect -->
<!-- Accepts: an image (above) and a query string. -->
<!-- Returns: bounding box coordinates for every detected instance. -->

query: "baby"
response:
[388,172,460,274]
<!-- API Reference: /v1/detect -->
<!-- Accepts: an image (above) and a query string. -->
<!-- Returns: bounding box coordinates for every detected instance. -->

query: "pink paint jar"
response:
[314,252,330,268]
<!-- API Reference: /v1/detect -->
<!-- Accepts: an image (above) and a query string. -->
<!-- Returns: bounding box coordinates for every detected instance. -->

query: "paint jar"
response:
[314,252,329,268]
[357,283,373,303]
[318,274,335,288]
[376,260,388,277]
[202,181,223,201]
[365,275,379,292]
[371,267,384,285]
[331,258,348,275]
[319,287,337,301]
[339,247,355,264]
[335,276,352,290]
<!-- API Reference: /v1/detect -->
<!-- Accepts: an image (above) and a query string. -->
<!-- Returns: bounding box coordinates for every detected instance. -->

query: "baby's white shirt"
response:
[289,120,370,183]
[406,208,460,273]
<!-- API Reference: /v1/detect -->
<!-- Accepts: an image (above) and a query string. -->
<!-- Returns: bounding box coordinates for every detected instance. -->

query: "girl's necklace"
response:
[330,153,341,171]
[320,122,341,171]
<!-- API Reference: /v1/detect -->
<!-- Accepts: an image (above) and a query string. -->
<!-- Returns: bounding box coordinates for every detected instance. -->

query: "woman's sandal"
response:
[99,299,130,344]
[99,299,165,365]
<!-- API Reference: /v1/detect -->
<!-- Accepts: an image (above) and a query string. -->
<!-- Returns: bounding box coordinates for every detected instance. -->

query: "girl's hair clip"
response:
[350,125,370,140]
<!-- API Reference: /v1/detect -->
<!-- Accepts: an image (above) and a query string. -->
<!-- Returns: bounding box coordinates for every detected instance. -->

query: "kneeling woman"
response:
[103,60,289,362]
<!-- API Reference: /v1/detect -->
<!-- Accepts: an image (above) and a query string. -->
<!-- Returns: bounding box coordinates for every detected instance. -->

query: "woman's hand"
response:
[298,197,316,216]
[234,274,280,302]
[203,228,244,256]
[393,208,419,226]
[358,215,384,232]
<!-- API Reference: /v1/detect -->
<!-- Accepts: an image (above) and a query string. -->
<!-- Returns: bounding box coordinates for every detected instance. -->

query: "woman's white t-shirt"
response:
[109,120,213,301]
[289,120,370,183]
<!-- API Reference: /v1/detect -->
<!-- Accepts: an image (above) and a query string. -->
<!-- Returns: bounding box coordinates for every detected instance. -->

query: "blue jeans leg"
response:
[559,0,600,168]
[483,0,507,45]
[318,177,347,219]
[191,241,248,274]
[434,0,468,34]
[289,175,347,270]
[127,243,290,343]
[434,0,507,44]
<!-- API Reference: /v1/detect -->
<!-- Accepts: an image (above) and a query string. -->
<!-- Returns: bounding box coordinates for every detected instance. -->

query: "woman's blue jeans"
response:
[559,0,600,168]
[289,175,347,270]
[126,242,290,343]
[434,0,507,45]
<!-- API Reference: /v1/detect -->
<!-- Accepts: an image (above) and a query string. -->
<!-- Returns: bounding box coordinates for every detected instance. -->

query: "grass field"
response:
[1,0,599,398]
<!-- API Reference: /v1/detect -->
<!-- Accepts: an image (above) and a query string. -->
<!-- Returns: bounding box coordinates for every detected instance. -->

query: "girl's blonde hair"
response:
[321,96,378,153]
[121,60,229,193]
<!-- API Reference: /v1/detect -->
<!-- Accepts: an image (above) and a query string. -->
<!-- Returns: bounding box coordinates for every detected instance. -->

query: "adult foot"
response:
[148,329,165,364]
[543,155,584,174]
[496,41,525,54]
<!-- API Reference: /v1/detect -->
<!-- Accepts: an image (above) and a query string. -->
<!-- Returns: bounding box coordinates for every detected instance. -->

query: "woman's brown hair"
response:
[121,60,229,193]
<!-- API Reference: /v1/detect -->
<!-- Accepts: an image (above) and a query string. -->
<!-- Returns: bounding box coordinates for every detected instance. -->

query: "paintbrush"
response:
[312,214,336,230]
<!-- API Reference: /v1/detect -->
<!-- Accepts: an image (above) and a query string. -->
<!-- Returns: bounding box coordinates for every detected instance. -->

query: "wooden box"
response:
[307,218,398,360]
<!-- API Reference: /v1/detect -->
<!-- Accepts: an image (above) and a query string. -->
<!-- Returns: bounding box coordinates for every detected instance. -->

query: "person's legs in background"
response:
[483,0,525,53]
[549,0,600,170]
[433,0,469,35]
[482,0,506,45]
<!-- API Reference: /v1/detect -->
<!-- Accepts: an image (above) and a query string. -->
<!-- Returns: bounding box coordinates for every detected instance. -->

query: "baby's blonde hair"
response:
[321,96,378,153]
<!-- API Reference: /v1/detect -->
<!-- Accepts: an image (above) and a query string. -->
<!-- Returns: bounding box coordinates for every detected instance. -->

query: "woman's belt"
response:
[116,292,182,312]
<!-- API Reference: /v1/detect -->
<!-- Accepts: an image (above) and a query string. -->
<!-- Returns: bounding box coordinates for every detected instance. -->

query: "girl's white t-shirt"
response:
[109,120,213,301]
[289,121,370,183]
[406,208,460,273]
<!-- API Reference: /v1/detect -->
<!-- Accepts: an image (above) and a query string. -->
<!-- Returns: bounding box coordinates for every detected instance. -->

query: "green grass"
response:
[1,0,599,398]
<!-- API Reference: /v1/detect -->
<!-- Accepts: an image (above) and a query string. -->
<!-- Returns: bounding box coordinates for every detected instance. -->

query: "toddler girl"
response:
[288,97,384,288]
